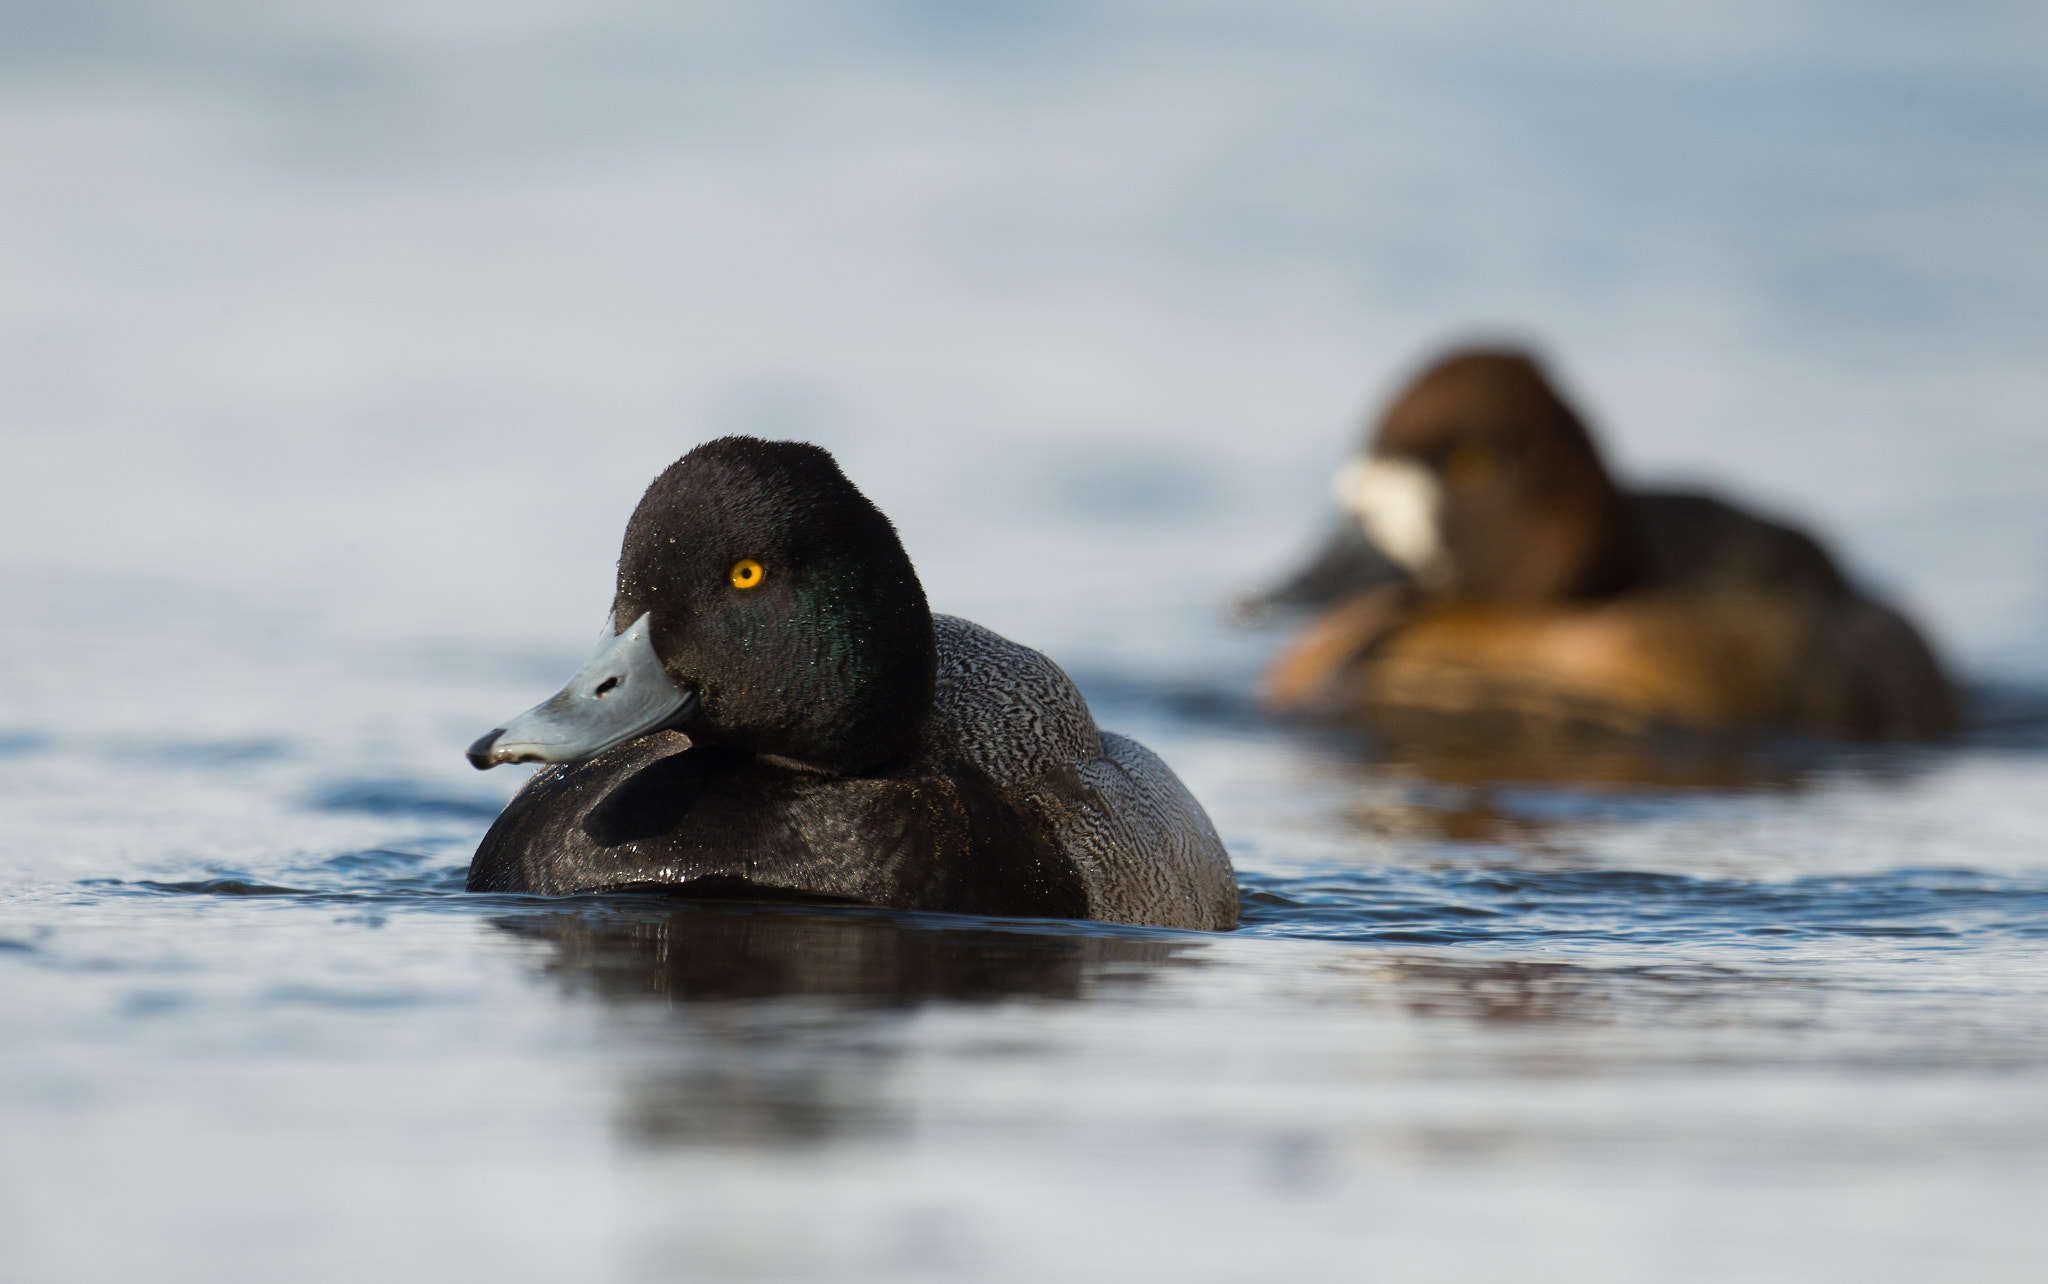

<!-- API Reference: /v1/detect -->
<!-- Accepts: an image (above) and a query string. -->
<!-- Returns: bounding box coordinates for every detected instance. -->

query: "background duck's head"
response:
[1335,349,1637,603]
[470,436,936,775]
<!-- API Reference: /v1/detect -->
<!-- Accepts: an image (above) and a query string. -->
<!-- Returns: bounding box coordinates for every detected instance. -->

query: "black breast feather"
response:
[466,729,1089,920]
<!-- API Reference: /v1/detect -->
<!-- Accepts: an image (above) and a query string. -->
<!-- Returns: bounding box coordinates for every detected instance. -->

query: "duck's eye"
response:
[729,558,766,589]
[1443,444,1496,488]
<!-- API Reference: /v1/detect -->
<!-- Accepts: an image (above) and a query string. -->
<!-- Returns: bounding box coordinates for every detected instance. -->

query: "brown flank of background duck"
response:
[1257,349,1957,740]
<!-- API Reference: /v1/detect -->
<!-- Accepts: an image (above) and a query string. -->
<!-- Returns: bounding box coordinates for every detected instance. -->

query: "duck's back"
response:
[1628,491,1849,599]
[1624,491,1954,736]
[929,616,1238,930]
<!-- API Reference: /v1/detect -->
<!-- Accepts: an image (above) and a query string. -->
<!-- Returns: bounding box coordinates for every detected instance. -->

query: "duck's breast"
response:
[467,729,1089,916]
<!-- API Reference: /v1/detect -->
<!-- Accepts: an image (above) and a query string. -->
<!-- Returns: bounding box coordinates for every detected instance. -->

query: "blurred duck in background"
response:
[1248,348,1957,741]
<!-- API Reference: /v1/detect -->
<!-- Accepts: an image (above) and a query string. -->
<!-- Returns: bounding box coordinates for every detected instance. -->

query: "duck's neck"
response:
[1539,476,1641,600]
[668,580,938,776]
[1442,435,1642,603]
[779,578,938,772]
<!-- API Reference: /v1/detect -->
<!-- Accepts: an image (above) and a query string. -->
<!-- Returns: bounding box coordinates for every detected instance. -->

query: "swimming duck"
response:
[465,436,1238,930]
[1252,349,1956,740]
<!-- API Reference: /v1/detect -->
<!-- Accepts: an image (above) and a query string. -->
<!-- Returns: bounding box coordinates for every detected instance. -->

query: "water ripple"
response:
[1238,865,2048,949]
[305,779,504,821]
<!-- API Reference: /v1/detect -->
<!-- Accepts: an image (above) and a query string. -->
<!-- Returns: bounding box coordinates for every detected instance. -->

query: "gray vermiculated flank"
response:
[929,614,1102,784]
[929,615,1238,931]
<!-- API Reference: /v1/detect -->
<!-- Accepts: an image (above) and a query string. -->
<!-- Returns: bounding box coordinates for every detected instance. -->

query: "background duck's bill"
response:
[467,613,696,768]
[1236,515,1408,619]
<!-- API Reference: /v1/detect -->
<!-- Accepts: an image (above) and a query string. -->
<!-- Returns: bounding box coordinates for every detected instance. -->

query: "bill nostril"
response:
[594,676,621,696]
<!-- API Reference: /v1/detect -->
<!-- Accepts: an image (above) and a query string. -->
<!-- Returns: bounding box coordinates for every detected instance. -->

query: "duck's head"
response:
[1335,349,1637,602]
[468,436,935,775]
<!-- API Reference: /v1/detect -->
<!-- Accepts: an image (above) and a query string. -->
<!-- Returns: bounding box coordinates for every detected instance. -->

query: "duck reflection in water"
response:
[492,902,1203,1148]
[1296,711,1943,849]
[1243,347,1957,782]
[1359,956,1759,1030]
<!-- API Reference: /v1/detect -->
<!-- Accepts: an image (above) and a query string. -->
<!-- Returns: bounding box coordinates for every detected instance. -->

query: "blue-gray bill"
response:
[467,612,697,769]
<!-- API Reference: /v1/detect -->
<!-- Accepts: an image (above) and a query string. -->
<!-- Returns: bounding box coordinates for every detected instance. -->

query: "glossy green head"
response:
[612,436,936,773]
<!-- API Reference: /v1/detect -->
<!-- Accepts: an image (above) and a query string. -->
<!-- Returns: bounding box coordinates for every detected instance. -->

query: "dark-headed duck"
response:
[465,436,1238,931]
[1251,349,1956,740]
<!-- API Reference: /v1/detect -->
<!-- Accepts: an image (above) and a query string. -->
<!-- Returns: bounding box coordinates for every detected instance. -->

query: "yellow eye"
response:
[729,558,766,589]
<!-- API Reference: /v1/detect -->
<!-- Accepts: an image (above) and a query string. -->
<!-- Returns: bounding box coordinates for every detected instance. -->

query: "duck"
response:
[464,435,1239,931]
[1251,348,1957,740]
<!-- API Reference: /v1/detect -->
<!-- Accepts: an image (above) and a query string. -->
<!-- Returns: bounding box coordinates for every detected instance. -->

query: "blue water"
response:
[8,647,2048,1281]
[8,695,2048,1280]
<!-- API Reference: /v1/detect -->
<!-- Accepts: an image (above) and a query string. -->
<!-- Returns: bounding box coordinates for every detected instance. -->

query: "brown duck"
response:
[1253,349,1956,740]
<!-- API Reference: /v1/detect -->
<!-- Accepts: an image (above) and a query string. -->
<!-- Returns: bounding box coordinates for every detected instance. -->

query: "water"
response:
[5,2,2048,1281]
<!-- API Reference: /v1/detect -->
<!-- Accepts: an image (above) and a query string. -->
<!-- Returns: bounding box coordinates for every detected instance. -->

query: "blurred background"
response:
[6,0,2047,702]
[3,2,2048,1281]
